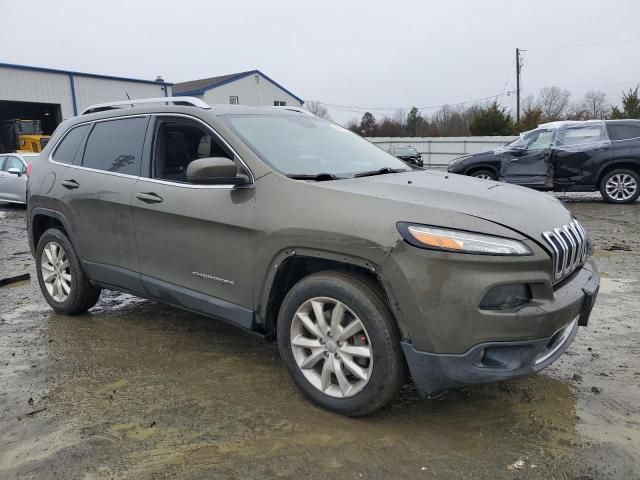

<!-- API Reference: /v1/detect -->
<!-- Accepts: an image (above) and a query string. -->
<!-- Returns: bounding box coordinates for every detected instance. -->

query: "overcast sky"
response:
[2,0,640,124]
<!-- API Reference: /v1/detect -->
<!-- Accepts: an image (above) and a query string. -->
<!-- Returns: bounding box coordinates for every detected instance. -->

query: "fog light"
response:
[479,284,531,310]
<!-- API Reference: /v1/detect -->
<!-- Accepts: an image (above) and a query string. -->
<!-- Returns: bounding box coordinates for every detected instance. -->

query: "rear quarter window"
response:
[609,124,640,141]
[51,125,90,164]
[82,117,148,175]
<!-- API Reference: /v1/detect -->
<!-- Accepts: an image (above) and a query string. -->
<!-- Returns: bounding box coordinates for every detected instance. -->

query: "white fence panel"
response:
[367,136,518,166]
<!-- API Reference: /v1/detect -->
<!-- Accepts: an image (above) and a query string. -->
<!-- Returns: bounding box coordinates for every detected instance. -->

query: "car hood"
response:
[317,170,572,243]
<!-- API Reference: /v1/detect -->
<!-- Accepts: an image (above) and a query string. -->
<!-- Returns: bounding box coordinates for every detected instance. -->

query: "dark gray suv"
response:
[27,98,600,416]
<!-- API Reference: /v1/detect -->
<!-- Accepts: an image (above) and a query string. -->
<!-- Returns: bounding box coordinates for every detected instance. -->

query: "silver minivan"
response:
[0,153,37,204]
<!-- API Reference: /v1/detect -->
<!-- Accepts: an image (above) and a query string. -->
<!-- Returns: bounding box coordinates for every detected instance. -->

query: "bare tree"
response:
[538,86,571,121]
[304,100,332,120]
[575,90,609,119]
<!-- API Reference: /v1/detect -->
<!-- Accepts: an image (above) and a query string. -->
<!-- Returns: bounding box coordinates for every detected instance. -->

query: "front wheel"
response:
[471,169,497,181]
[277,271,406,416]
[600,169,640,203]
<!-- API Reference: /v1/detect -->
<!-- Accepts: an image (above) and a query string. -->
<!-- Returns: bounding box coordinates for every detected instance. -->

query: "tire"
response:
[35,228,101,315]
[599,169,640,204]
[277,271,406,416]
[470,169,497,181]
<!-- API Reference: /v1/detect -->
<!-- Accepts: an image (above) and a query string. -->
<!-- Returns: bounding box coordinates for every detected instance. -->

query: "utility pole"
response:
[516,48,521,126]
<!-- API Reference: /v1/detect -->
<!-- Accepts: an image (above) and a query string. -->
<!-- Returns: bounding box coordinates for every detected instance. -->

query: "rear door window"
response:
[555,124,608,148]
[82,117,148,175]
[608,124,640,141]
[52,124,90,164]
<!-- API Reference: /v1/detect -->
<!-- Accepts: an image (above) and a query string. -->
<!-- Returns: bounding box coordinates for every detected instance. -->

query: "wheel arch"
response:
[465,164,499,178]
[596,159,640,186]
[257,248,402,338]
[29,208,78,258]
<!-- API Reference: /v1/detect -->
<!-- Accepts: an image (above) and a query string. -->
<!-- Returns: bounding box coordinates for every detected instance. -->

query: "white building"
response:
[0,62,172,133]
[172,70,304,108]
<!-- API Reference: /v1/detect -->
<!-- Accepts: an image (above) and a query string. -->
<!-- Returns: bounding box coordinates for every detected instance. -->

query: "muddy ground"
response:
[1,196,639,480]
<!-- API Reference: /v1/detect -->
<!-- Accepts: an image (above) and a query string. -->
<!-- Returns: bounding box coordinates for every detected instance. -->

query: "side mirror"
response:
[7,167,22,177]
[186,157,251,186]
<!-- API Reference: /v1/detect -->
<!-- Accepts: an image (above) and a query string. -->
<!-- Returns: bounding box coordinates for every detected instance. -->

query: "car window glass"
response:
[2,156,23,172]
[224,115,409,176]
[52,124,90,164]
[82,118,147,175]
[609,124,640,141]
[153,118,232,183]
[556,125,606,147]
[525,130,553,151]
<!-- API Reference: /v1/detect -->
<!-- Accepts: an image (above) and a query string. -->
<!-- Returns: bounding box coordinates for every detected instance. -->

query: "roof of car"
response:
[57,101,316,134]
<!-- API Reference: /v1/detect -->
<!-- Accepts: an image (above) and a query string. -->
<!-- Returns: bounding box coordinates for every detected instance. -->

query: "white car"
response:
[0,153,39,204]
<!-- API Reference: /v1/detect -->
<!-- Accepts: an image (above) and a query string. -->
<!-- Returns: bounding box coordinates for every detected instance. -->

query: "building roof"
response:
[0,61,172,86]
[172,69,304,104]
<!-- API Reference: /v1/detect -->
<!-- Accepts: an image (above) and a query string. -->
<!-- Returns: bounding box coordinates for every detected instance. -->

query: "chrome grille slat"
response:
[543,220,588,282]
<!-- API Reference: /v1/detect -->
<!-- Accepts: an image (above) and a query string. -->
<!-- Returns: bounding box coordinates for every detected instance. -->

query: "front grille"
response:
[542,220,587,282]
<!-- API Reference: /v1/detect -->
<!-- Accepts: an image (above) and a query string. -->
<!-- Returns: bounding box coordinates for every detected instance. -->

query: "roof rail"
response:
[277,106,314,116]
[81,96,210,115]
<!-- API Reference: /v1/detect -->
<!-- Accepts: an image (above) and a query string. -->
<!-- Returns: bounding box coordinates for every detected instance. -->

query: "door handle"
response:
[61,179,79,189]
[136,192,163,204]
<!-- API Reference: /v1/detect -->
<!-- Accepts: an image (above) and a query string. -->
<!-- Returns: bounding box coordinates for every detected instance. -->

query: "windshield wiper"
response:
[353,167,407,178]
[286,173,338,181]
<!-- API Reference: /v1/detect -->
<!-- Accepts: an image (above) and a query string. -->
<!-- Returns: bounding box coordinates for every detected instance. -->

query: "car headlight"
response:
[397,223,532,255]
[448,155,470,166]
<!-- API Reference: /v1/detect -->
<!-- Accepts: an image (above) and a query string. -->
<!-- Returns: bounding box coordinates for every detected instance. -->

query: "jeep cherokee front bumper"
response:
[399,261,599,396]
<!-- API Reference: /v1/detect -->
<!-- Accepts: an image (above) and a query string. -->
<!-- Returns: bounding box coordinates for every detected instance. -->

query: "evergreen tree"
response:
[610,86,640,119]
[360,112,377,136]
[469,102,515,135]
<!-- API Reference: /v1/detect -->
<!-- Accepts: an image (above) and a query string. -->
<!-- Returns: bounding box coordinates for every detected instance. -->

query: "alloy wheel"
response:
[290,297,373,398]
[474,173,494,180]
[41,241,72,302]
[605,173,637,201]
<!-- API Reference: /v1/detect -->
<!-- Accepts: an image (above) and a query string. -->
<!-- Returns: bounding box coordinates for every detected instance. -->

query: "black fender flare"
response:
[28,207,79,257]
[256,247,403,332]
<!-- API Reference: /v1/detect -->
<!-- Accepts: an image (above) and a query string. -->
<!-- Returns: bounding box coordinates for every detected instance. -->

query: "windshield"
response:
[504,128,554,150]
[16,120,42,135]
[393,147,418,155]
[224,115,410,177]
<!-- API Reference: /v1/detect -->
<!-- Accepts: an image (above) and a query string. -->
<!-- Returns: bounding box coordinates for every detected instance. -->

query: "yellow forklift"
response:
[0,119,51,154]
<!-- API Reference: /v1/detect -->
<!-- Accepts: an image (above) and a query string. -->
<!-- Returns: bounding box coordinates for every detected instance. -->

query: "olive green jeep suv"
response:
[27,98,599,416]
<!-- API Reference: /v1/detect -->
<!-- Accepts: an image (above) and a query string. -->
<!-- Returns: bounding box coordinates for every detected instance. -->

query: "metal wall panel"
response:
[73,76,171,114]
[368,136,518,166]
[0,66,74,118]
[0,65,173,121]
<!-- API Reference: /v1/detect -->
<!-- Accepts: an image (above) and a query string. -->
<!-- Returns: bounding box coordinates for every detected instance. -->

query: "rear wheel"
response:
[36,228,101,314]
[470,169,497,181]
[600,169,640,203]
[277,272,406,416]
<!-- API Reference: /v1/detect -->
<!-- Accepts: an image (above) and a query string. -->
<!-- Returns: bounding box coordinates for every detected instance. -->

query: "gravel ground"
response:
[1,194,639,479]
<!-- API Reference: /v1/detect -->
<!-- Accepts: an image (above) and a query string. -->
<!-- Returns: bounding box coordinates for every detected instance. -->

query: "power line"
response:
[527,37,640,52]
[320,91,514,114]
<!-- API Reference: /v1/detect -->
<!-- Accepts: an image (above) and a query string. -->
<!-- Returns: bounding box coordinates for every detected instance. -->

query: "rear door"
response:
[552,122,612,188]
[56,116,150,292]
[499,129,554,187]
[0,155,28,203]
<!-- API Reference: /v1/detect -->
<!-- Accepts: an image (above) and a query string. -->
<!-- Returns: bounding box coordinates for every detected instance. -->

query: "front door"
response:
[55,116,150,292]
[499,128,555,187]
[0,155,27,203]
[132,115,257,329]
